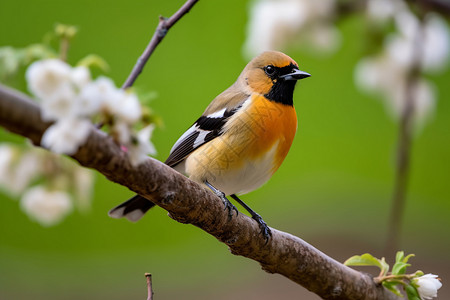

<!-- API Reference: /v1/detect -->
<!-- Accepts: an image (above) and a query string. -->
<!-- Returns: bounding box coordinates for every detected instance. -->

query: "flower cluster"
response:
[355,2,449,128]
[244,0,450,130]
[0,144,94,226]
[26,59,156,165]
[345,251,442,300]
[243,0,340,58]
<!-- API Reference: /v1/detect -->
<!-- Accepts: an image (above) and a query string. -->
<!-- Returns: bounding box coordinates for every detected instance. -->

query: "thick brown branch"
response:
[0,83,400,300]
[122,0,199,89]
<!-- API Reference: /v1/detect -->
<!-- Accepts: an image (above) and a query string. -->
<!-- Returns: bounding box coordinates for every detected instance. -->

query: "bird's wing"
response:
[164,106,240,167]
[165,87,250,168]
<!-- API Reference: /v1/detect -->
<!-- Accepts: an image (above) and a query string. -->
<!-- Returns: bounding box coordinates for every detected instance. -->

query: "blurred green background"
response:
[1,1,449,299]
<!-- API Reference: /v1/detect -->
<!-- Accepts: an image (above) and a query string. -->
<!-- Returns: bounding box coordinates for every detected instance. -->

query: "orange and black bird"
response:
[109,51,310,240]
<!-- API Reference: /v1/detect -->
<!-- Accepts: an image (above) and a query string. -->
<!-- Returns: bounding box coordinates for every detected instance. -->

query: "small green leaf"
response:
[55,23,78,40]
[392,261,410,275]
[395,251,405,263]
[345,254,382,268]
[405,284,421,300]
[382,281,402,297]
[392,252,414,275]
[24,44,57,63]
[77,54,110,73]
[379,257,390,276]
[402,254,415,264]
[344,253,390,276]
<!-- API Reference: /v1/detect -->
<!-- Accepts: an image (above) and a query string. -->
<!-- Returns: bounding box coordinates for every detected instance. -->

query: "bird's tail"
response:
[108,194,156,222]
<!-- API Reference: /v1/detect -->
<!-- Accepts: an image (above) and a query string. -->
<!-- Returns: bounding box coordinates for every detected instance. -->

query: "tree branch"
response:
[121,0,199,89]
[0,83,400,300]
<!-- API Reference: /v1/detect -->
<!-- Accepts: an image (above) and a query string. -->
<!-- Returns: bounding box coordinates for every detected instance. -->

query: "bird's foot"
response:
[206,181,238,220]
[252,213,272,243]
[218,192,238,221]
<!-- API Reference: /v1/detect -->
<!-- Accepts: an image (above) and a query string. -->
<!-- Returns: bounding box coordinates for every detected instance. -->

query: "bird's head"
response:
[240,51,310,106]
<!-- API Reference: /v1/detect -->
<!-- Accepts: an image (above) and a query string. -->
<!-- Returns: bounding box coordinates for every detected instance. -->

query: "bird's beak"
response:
[280,69,311,81]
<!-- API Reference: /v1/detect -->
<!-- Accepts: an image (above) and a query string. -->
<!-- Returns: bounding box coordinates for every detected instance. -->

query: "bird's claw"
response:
[214,190,238,221]
[252,213,272,243]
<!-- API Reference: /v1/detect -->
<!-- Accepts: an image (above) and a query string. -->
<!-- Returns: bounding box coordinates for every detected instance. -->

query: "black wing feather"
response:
[164,108,239,167]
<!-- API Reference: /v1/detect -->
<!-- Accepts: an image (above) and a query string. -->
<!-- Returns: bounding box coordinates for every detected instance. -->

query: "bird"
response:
[109,51,310,241]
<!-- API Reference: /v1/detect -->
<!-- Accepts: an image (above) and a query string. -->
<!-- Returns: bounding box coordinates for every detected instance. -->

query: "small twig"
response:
[59,37,70,62]
[122,0,199,89]
[145,273,153,300]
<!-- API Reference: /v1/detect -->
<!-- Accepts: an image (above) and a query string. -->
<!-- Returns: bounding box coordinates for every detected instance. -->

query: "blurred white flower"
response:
[421,13,450,73]
[413,273,442,300]
[9,151,42,195]
[243,0,338,58]
[73,166,94,212]
[26,59,72,100]
[39,83,77,121]
[84,76,142,123]
[83,76,117,109]
[0,145,15,191]
[114,91,142,124]
[366,0,406,23]
[355,56,436,127]
[0,146,42,196]
[354,8,448,129]
[41,118,91,155]
[128,124,157,166]
[75,82,104,117]
[392,79,436,127]
[71,66,91,89]
[20,185,72,227]
[112,120,132,145]
[387,11,450,73]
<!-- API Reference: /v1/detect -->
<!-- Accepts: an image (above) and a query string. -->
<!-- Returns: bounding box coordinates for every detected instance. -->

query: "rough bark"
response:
[0,83,400,300]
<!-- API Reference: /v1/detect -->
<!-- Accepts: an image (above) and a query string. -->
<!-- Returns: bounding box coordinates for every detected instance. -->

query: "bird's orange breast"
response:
[223,94,297,172]
[185,94,297,195]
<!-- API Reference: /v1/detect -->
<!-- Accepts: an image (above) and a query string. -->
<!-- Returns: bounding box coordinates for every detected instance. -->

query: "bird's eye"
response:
[264,65,276,77]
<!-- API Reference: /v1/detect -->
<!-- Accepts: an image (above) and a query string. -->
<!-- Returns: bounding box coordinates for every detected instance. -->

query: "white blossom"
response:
[41,118,91,155]
[71,65,91,89]
[128,125,157,166]
[387,11,450,73]
[102,89,142,124]
[114,91,142,124]
[112,120,132,145]
[0,145,15,191]
[39,83,78,121]
[366,0,406,23]
[26,59,72,100]
[421,13,450,73]
[20,185,72,227]
[354,7,448,128]
[0,146,42,196]
[392,79,436,127]
[83,76,142,123]
[75,81,104,117]
[354,56,436,127]
[243,0,338,58]
[73,166,94,212]
[82,76,117,108]
[413,274,442,300]
[9,150,42,195]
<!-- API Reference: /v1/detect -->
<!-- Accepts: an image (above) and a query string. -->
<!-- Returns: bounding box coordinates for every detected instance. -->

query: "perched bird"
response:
[109,51,310,240]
